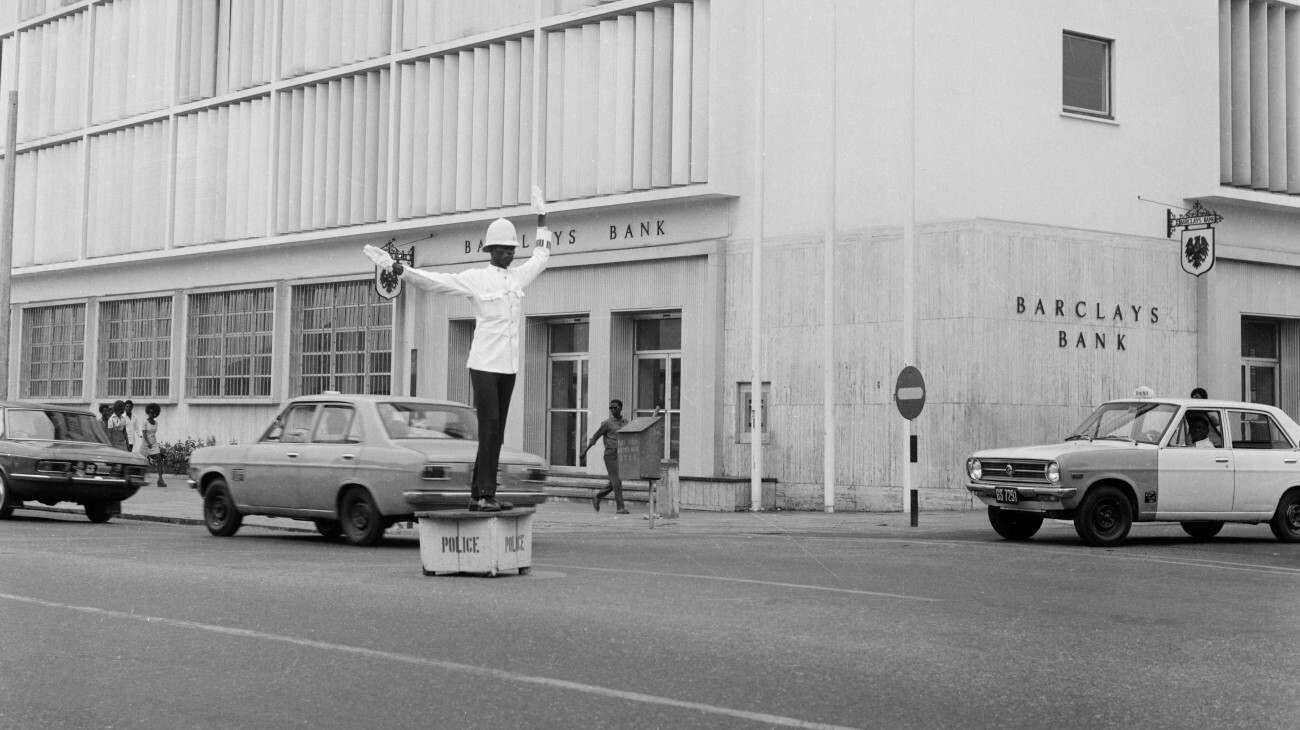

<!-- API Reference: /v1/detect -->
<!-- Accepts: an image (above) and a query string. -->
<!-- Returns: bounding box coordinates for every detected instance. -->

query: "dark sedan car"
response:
[0,401,150,523]
[187,394,549,546]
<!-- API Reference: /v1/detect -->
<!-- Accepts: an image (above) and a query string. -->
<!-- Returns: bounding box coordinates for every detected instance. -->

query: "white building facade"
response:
[0,0,1293,511]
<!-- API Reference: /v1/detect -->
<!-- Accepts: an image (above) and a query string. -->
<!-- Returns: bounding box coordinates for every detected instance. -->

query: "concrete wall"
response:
[724,219,1198,510]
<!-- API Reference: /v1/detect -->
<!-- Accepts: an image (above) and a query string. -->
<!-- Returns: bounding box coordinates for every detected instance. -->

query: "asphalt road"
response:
[1,512,1298,729]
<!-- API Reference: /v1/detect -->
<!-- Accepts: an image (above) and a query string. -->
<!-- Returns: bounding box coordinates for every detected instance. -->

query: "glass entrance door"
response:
[1241,319,1279,406]
[547,321,589,467]
[1243,364,1277,406]
[632,315,682,460]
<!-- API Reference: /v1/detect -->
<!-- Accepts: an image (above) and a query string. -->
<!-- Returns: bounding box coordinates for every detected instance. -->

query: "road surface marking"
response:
[537,563,940,601]
[0,591,863,730]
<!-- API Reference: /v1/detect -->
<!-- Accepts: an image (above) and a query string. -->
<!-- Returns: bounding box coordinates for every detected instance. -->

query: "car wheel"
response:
[340,488,384,546]
[203,479,243,537]
[84,501,113,524]
[1180,521,1224,540]
[0,475,14,519]
[1073,485,1133,547]
[1269,490,1300,543]
[314,519,344,540]
[987,506,1044,540]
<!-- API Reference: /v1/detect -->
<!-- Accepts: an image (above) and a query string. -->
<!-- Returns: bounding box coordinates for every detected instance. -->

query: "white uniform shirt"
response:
[400,246,550,374]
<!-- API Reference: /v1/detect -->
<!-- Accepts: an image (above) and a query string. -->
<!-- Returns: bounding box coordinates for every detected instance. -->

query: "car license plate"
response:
[994,487,1019,504]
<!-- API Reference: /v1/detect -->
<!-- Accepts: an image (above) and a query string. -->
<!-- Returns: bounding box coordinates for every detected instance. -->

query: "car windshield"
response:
[377,403,477,440]
[1065,402,1178,445]
[5,408,111,445]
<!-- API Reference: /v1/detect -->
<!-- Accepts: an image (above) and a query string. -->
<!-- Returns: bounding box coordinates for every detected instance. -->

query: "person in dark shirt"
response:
[583,400,629,514]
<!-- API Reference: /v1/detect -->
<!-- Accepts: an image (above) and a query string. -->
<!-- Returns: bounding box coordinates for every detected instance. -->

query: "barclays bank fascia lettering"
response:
[463,218,667,253]
[1016,296,1160,351]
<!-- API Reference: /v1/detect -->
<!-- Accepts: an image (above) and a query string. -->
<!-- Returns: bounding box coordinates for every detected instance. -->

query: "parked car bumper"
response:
[967,483,1079,510]
[9,474,143,504]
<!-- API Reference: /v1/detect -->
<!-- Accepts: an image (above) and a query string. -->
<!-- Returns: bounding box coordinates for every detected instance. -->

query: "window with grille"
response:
[186,289,273,398]
[21,304,85,400]
[98,297,172,399]
[290,280,393,397]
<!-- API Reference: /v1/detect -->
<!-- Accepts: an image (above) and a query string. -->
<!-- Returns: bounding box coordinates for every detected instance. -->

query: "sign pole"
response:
[0,91,17,401]
[902,0,916,520]
[749,1,766,512]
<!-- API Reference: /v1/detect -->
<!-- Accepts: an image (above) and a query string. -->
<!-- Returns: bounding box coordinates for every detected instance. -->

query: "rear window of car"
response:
[5,409,110,444]
[377,403,477,440]
[1226,410,1294,449]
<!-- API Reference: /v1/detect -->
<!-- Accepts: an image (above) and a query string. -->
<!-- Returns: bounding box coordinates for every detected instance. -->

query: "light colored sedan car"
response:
[965,396,1300,547]
[187,394,548,546]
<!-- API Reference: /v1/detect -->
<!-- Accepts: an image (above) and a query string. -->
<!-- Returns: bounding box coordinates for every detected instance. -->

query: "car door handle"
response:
[341,454,355,460]
[1286,459,1298,464]
[1214,457,1229,463]
[286,452,299,458]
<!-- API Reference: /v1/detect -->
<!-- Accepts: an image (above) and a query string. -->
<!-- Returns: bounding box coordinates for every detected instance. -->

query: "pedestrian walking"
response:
[364,217,553,512]
[583,400,630,514]
[138,403,165,487]
[106,400,131,451]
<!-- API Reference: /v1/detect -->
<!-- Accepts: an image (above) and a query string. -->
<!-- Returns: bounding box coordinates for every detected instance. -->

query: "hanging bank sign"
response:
[1015,296,1160,351]
[1166,200,1223,277]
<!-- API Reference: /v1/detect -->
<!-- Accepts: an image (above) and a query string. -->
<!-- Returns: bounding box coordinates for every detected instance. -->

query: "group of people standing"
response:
[97,399,165,487]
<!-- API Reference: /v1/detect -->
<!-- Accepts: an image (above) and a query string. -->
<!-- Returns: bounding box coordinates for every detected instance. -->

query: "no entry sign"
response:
[895,366,926,420]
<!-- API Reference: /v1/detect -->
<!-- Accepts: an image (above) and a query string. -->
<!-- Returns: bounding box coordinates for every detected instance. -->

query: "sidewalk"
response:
[20,475,995,538]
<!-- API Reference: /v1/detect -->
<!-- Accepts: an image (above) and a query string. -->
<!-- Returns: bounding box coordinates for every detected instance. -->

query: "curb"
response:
[21,504,315,533]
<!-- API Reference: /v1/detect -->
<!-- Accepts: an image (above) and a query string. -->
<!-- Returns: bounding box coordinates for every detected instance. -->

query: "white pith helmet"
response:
[484,218,518,248]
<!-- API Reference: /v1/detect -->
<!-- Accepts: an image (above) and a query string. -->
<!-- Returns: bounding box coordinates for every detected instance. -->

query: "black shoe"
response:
[616,509,630,515]
[477,499,503,513]
[496,499,514,510]
[592,495,601,512]
[468,499,481,511]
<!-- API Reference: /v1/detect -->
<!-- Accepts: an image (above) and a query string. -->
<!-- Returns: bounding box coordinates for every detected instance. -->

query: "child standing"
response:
[139,403,164,487]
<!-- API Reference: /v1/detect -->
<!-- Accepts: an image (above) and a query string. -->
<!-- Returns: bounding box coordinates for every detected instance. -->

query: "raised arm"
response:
[512,228,553,288]
[362,244,475,298]
[398,267,478,298]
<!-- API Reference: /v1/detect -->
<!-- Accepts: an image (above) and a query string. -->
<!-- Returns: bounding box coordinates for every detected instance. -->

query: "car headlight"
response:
[966,458,982,480]
[1046,461,1060,484]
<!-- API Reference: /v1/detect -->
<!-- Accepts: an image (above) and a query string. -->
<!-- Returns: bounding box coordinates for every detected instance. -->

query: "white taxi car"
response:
[965,395,1300,547]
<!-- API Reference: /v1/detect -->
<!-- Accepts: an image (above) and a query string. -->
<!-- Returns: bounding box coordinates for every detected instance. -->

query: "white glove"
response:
[536,227,553,248]
[363,244,395,270]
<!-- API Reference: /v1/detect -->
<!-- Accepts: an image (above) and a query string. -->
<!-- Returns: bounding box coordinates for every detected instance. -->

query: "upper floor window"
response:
[20,304,85,400]
[186,289,273,398]
[1063,31,1112,118]
[289,280,393,397]
[98,296,172,399]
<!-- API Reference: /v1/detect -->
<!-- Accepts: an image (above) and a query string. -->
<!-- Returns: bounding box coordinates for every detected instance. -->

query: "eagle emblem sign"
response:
[373,241,415,299]
[1180,227,1215,277]
[1167,201,1222,278]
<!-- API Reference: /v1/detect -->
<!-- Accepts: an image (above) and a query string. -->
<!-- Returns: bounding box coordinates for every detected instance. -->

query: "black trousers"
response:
[595,454,625,510]
[469,369,516,499]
